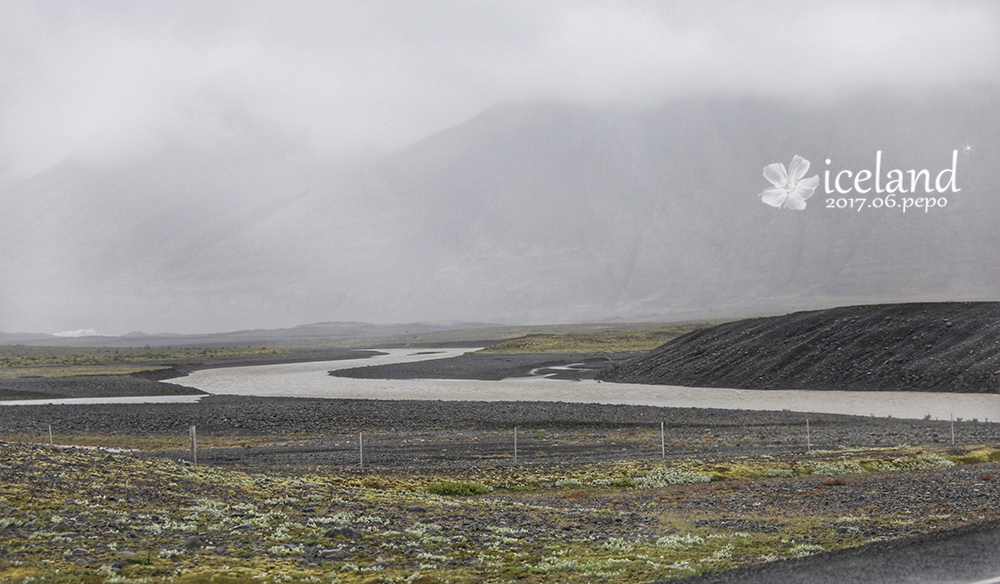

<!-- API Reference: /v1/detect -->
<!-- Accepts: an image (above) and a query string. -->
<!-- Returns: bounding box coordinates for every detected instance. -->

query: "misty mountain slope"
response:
[0,127,334,334]
[2,90,998,334]
[248,92,1000,323]
[598,302,1000,393]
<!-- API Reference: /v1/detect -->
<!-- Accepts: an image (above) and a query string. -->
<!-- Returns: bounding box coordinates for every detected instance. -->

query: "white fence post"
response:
[189,425,197,466]
[514,427,518,463]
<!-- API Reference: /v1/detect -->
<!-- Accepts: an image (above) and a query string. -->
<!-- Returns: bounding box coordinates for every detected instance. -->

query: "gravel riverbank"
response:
[3,395,1000,471]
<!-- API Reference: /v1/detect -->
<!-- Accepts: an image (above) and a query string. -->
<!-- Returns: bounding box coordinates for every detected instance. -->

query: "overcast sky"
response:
[2,0,998,184]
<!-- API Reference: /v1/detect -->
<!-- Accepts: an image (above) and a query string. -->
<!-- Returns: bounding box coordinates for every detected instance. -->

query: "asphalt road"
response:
[671,521,1000,584]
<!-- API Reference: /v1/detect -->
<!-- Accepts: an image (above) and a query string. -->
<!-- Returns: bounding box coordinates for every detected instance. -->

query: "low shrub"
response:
[656,533,705,550]
[632,466,712,489]
[812,462,863,476]
[951,449,1000,465]
[869,455,955,472]
[425,481,492,496]
[590,477,634,488]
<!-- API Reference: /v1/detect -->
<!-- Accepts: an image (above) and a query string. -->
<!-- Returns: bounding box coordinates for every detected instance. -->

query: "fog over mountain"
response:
[1,2,997,335]
[260,91,999,324]
[2,89,997,334]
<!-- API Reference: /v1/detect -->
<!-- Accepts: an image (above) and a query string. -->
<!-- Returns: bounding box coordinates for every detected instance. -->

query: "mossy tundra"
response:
[2,439,1000,584]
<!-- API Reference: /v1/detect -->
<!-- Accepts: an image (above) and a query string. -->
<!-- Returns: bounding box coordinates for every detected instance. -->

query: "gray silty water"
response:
[161,348,1000,422]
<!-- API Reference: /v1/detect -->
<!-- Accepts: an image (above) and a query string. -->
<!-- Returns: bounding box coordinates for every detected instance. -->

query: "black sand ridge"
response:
[599,301,1000,393]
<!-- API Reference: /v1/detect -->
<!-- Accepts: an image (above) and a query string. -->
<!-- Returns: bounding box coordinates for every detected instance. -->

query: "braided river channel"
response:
[2,347,998,421]
[161,348,1000,422]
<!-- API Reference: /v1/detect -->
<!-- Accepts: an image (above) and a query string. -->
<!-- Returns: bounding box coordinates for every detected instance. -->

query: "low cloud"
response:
[1,1,996,182]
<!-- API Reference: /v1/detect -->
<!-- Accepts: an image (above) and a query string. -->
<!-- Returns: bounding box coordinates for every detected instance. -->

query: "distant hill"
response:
[0,321,501,348]
[598,302,1000,393]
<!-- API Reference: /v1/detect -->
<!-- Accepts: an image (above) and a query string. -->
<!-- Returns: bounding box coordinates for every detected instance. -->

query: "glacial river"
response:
[158,348,1000,422]
[4,347,999,421]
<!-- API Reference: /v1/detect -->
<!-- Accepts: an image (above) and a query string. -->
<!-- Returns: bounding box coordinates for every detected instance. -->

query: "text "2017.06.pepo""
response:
[825,195,947,213]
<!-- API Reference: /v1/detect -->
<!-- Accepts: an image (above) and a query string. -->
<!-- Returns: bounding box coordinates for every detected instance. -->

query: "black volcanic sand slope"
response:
[599,302,1000,393]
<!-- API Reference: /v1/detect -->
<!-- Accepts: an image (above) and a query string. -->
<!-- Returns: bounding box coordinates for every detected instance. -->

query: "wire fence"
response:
[16,416,1000,471]
[128,418,994,470]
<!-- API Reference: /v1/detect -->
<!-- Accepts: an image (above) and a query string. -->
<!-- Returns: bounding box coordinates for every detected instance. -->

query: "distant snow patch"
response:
[53,329,103,337]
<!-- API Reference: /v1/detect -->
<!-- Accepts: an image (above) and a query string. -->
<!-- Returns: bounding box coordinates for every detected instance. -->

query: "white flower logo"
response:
[759,155,820,210]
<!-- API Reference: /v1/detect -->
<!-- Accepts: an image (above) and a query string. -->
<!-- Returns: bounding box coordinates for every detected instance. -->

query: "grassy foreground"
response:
[3,439,1000,584]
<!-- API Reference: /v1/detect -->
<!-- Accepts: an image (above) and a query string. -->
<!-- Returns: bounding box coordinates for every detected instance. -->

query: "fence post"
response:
[806,419,811,452]
[661,421,665,459]
[49,425,53,446]
[514,427,518,463]
[359,432,364,469]
[951,414,955,446]
[189,425,197,466]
